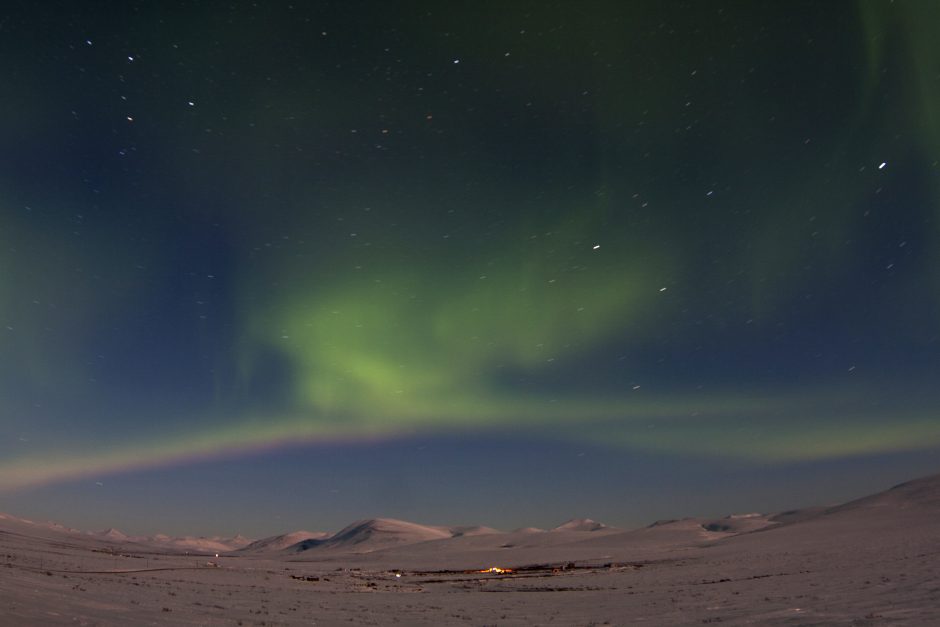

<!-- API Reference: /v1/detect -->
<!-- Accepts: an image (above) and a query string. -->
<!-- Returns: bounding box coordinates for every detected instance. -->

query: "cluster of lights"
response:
[478,566,513,574]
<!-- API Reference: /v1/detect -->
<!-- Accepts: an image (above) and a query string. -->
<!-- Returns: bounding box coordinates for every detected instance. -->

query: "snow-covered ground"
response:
[2,474,939,625]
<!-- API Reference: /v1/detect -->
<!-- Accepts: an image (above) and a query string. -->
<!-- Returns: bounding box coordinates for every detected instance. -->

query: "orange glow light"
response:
[478,567,513,574]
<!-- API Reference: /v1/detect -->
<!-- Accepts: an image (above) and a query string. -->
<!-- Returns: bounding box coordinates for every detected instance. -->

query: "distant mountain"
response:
[552,518,611,532]
[92,528,128,541]
[700,513,774,534]
[238,531,330,554]
[449,525,501,537]
[227,534,253,548]
[292,518,452,553]
[0,512,82,536]
[827,473,940,512]
[5,472,940,564]
[84,530,255,553]
[764,473,940,530]
[647,518,686,528]
[768,506,828,525]
[150,535,247,553]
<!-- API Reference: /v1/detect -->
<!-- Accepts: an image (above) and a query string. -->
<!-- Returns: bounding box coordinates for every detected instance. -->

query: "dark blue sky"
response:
[2,1,939,536]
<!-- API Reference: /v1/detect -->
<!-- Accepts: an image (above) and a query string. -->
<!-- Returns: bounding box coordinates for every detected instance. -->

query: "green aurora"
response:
[2,1,940,494]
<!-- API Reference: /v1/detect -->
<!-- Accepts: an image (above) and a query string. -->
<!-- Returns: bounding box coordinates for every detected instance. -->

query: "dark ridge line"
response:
[3,563,224,575]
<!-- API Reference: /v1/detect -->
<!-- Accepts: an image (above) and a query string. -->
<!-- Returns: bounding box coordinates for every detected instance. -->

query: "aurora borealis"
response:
[2,1,940,535]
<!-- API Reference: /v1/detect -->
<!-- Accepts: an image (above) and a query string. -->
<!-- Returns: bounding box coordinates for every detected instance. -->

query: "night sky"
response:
[2,1,940,537]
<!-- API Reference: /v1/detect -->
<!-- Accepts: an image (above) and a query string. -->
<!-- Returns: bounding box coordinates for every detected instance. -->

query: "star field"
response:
[1,1,939,535]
